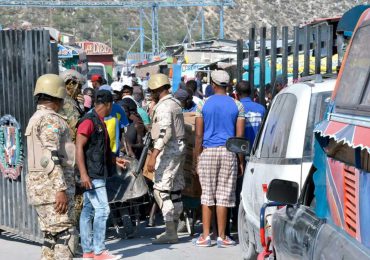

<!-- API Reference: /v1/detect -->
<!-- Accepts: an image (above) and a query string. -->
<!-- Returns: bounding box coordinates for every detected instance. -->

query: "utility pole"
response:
[201,7,205,40]
[219,3,224,39]
[110,24,113,49]
[140,8,144,60]
[152,3,159,55]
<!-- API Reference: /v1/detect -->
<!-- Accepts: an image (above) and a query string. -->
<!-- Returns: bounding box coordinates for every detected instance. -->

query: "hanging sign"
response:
[76,41,113,55]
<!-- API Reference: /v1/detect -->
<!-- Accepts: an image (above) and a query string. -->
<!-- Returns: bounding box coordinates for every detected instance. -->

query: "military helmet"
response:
[59,69,86,85]
[34,74,66,99]
[148,73,170,90]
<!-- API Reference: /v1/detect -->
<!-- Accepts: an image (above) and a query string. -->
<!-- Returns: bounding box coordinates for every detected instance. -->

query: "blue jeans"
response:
[80,179,110,255]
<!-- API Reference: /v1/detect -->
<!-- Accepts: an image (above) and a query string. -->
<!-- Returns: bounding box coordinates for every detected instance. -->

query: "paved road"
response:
[0,224,241,260]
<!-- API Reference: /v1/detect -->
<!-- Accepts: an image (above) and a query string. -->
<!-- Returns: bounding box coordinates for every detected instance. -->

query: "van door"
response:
[242,92,304,245]
[301,91,332,185]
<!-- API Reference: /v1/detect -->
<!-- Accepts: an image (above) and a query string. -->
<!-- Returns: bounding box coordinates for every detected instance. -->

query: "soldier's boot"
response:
[152,221,178,244]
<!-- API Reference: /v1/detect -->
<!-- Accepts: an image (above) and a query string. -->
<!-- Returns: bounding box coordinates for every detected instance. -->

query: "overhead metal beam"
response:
[201,7,205,40]
[0,0,234,8]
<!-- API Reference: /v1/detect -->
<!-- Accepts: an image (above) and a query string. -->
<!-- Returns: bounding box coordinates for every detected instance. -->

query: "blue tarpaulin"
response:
[172,64,182,93]
[243,61,283,87]
[243,61,271,87]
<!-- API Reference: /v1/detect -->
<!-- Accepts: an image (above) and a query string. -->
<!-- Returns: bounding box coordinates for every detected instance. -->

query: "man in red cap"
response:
[91,74,103,90]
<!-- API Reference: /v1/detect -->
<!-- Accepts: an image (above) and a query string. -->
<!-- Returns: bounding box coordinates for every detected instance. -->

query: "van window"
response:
[335,23,370,115]
[260,94,297,158]
[303,91,332,158]
[87,66,105,80]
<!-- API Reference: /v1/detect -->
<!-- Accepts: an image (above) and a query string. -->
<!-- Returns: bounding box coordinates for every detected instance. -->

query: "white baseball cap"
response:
[111,81,123,92]
[211,70,230,87]
[121,77,132,88]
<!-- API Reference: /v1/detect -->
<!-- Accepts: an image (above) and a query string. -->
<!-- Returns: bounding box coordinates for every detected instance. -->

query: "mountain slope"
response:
[0,0,368,55]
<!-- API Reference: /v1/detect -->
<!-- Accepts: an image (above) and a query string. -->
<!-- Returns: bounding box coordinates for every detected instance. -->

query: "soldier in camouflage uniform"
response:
[59,69,86,141]
[59,69,86,249]
[147,74,186,244]
[25,74,76,260]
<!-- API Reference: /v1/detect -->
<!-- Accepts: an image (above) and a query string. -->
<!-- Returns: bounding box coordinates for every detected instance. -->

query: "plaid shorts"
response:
[197,147,237,207]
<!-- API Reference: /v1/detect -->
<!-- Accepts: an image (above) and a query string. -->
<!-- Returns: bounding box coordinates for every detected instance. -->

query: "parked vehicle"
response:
[236,76,335,259]
[260,9,370,260]
[87,62,108,88]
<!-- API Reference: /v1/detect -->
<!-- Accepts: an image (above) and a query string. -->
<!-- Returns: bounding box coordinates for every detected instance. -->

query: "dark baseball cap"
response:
[174,89,189,102]
[95,90,113,104]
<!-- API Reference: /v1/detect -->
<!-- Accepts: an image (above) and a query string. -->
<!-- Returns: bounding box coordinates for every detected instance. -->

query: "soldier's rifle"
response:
[133,132,151,177]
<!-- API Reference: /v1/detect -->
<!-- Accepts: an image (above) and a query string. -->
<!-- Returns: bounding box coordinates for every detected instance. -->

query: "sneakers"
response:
[83,252,94,259]
[192,234,212,247]
[94,250,122,260]
[217,236,236,248]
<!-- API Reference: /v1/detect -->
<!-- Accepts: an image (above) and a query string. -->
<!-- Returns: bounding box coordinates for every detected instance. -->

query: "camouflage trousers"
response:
[153,141,185,222]
[153,140,185,192]
[35,201,76,260]
[153,189,183,222]
[41,231,73,260]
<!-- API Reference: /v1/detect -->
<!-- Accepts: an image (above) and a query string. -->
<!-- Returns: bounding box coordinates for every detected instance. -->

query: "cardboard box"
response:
[182,112,202,198]
[143,112,202,197]
[143,156,154,181]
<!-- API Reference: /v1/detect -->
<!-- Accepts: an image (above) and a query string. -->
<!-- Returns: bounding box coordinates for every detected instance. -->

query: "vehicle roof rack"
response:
[297,73,337,84]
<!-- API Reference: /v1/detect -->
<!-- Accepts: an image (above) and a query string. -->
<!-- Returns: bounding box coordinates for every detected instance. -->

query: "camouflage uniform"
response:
[59,94,84,233]
[60,95,84,142]
[25,105,76,260]
[151,94,185,222]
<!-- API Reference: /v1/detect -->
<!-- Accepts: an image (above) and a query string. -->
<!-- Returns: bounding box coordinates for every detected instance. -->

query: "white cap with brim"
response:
[111,81,123,92]
[122,77,133,88]
[211,70,230,87]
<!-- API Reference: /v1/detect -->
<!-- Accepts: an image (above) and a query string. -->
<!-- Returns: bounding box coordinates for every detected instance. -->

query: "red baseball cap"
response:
[91,74,102,82]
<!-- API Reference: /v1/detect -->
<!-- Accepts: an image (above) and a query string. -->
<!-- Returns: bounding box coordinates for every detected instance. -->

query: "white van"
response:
[87,62,108,88]
[238,76,335,259]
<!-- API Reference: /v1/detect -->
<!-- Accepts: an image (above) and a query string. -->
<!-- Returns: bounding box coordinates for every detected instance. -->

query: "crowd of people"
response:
[25,67,270,260]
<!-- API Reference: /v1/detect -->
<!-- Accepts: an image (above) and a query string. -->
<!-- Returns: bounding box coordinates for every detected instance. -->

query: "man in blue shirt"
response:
[236,80,266,152]
[193,70,245,248]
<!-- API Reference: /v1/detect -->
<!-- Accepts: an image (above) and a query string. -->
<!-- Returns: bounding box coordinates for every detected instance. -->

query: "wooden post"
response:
[248,27,255,98]
[326,25,333,74]
[271,27,277,97]
[236,39,244,83]
[282,26,288,85]
[259,27,266,106]
[303,26,310,76]
[315,26,321,75]
[293,26,299,80]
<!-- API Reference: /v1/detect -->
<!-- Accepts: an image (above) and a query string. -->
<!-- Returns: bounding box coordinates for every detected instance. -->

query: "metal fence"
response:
[0,29,58,242]
[237,24,337,106]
